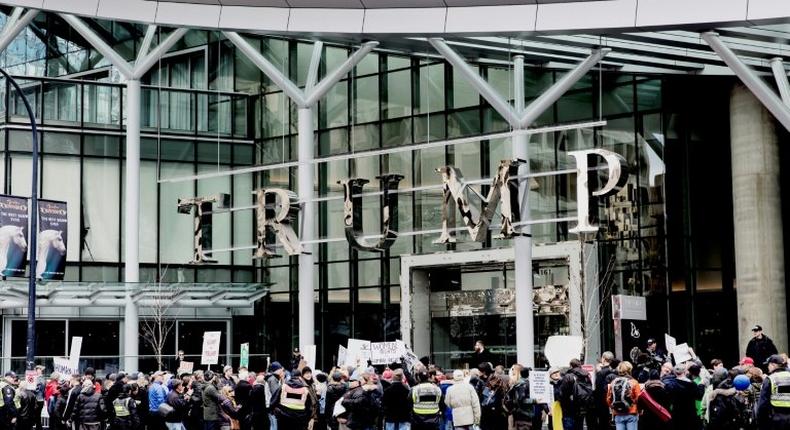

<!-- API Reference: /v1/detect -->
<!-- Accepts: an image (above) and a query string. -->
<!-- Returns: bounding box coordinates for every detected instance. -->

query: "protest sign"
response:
[544,335,583,367]
[530,371,554,405]
[672,343,693,363]
[337,345,347,368]
[178,361,194,374]
[345,339,371,367]
[201,331,221,365]
[370,341,404,365]
[664,333,677,354]
[53,357,76,378]
[304,345,316,370]
[69,336,82,367]
[239,343,249,368]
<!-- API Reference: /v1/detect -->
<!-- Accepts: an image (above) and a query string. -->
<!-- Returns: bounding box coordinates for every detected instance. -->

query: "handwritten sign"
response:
[53,357,76,378]
[337,345,347,368]
[664,333,677,354]
[178,361,194,374]
[672,343,693,364]
[345,339,372,368]
[370,342,404,365]
[201,331,221,365]
[69,337,83,367]
[530,371,554,405]
[304,345,316,370]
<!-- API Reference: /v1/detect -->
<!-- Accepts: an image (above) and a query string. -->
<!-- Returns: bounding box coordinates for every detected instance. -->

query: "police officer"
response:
[756,354,790,430]
[0,371,18,430]
[410,371,442,430]
[111,384,139,430]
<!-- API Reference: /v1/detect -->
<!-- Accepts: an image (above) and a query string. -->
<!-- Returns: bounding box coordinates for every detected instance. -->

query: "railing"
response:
[1,353,272,376]
[0,75,252,139]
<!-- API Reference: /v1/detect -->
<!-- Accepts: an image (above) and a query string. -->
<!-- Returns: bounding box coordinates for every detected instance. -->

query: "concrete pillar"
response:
[124,79,141,372]
[730,84,787,355]
[297,107,315,351]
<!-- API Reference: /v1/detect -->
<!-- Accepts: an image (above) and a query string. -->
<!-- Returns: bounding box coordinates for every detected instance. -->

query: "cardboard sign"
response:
[672,343,693,364]
[177,361,194,374]
[25,370,36,387]
[337,345,347,368]
[345,339,372,367]
[370,341,404,365]
[69,337,82,367]
[303,345,316,370]
[664,334,677,354]
[201,331,222,365]
[53,357,76,378]
[239,343,249,368]
[530,371,554,405]
[544,335,583,367]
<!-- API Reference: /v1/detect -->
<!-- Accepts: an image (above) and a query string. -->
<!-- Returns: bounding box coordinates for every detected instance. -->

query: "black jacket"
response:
[382,382,412,423]
[638,380,672,430]
[756,368,790,430]
[594,366,615,412]
[324,382,348,430]
[746,335,778,369]
[274,377,312,424]
[188,381,204,421]
[0,383,17,419]
[74,385,104,424]
[16,389,38,422]
[342,386,381,430]
[558,367,592,416]
[662,375,703,430]
[471,349,495,369]
[166,390,189,423]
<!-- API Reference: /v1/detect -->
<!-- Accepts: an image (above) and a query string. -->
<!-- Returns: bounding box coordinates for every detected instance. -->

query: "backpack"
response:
[481,387,497,408]
[512,383,536,420]
[572,375,594,411]
[610,377,634,413]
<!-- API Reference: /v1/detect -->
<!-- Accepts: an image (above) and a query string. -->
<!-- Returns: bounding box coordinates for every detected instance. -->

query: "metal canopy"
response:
[0,281,269,309]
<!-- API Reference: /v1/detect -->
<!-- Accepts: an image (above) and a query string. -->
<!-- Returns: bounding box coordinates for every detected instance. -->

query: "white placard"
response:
[337,345,347,368]
[530,371,554,405]
[370,341,404,365]
[544,335,584,367]
[345,339,372,368]
[402,346,420,372]
[664,334,677,354]
[69,337,83,367]
[53,357,76,378]
[201,331,222,365]
[177,361,194,374]
[672,343,693,364]
[303,345,316,370]
[611,295,647,321]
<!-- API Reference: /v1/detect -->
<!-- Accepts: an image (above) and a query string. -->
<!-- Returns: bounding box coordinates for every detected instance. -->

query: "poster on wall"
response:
[37,200,67,280]
[0,195,29,278]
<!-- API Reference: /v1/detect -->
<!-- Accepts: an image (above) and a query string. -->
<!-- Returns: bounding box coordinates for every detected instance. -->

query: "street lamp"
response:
[0,68,40,372]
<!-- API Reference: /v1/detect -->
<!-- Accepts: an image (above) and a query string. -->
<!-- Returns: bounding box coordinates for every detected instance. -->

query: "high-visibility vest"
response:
[412,383,441,415]
[0,383,7,408]
[769,371,790,408]
[113,398,132,417]
[279,384,307,411]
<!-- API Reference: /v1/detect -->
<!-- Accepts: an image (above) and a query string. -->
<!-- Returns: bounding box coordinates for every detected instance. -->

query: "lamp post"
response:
[0,68,40,372]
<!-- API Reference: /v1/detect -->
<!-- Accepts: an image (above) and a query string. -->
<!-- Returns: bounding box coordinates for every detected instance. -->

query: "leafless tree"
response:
[140,269,182,371]
[578,238,617,361]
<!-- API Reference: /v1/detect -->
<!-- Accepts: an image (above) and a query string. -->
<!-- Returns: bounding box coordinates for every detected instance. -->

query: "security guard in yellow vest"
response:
[757,354,790,430]
[110,385,139,430]
[410,372,442,430]
[0,372,18,430]
[274,369,312,430]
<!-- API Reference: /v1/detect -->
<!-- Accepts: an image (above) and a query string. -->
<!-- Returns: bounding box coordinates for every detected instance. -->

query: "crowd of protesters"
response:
[0,326,786,430]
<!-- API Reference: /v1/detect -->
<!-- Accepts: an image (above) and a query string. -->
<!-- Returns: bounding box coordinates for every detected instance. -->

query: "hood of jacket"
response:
[285,377,306,389]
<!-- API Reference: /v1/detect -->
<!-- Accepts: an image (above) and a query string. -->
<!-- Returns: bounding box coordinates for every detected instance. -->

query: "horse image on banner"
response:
[0,196,29,278]
[37,200,68,280]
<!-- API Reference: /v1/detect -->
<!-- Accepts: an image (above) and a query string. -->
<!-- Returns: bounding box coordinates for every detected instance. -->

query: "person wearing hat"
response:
[383,369,412,430]
[645,339,666,367]
[263,362,285,430]
[661,363,704,430]
[203,371,222,430]
[746,325,778,372]
[756,354,790,430]
[0,371,18,430]
[219,366,237,391]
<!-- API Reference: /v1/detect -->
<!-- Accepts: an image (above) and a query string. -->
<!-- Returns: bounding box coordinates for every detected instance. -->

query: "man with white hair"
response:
[445,370,481,430]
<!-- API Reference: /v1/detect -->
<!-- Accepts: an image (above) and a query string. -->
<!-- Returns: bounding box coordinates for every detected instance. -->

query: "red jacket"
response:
[44,380,59,403]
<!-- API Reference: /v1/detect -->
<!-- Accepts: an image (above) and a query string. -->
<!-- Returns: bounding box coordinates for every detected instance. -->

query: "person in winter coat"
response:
[165,380,190,430]
[606,362,642,430]
[446,369,481,430]
[187,372,205,430]
[325,372,350,430]
[558,360,593,430]
[662,363,704,430]
[218,386,240,430]
[263,362,284,430]
[411,371,442,430]
[274,370,313,430]
[745,325,779,371]
[479,374,508,430]
[299,368,319,427]
[50,381,71,430]
[341,373,381,430]
[45,373,60,405]
[638,378,672,430]
[111,384,140,430]
[73,379,105,430]
[756,354,790,430]
[203,372,223,430]
[504,367,539,430]
[16,381,39,430]
[591,353,615,430]
[234,379,252,430]
[249,376,269,430]
[382,369,412,430]
[706,376,746,430]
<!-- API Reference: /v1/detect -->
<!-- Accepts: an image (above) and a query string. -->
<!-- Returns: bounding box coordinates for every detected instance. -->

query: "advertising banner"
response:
[37,200,68,280]
[0,195,28,278]
[201,331,221,365]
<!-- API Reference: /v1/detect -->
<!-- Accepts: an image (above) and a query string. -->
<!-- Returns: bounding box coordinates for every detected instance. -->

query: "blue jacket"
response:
[148,382,168,413]
[439,381,453,422]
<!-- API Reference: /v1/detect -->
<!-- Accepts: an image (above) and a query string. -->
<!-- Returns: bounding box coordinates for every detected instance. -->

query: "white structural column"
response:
[730,85,788,355]
[430,39,607,365]
[511,55,534,367]
[224,31,377,351]
[59,14,187,372]
[770,58,790,106]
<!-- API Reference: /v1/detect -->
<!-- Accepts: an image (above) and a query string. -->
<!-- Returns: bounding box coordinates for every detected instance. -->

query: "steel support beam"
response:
[57,14,187,372]
[0,8,39,54]
[228,32,377,353]
[702,32,790,132]
[770,58,790,106]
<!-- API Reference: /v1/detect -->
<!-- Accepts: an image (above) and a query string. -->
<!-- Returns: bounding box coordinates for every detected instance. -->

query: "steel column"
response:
[770,58,790,106]
[125,79,141,372]
[702,32,790,132]
[298,107,315,350]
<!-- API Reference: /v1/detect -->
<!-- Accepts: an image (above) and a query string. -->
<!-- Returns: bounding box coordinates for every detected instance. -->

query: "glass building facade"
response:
[0,10,769,370]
